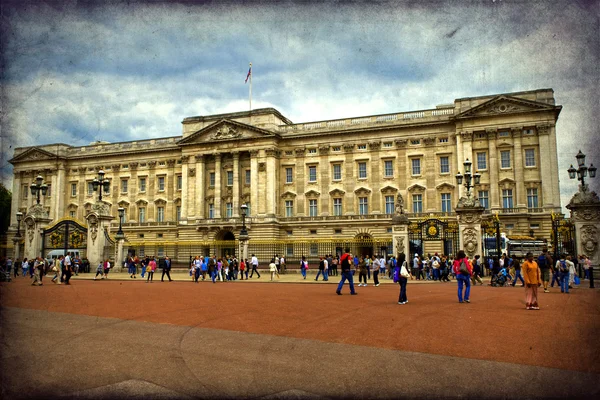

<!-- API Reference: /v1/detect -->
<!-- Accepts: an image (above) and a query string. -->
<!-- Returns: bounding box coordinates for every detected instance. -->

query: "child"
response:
[94,262,104,280]
[269,258,278,281]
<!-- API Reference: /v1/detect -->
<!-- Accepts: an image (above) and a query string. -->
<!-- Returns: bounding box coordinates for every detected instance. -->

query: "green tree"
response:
[0,184,12,235]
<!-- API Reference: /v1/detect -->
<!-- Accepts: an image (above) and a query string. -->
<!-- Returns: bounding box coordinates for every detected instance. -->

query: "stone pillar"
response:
[512,128,525,209]
[239,234,249,263]
[13,236,23,261]
[166,159,176,219]
[10,172,22,226]
[195,154,205,219]
[23,205,52,261]
[487,129,500,209]
[180,156,189,221]
[391,210,410,258]
[567,188,600,279]
[55,162,66,220]
[85,202,115,268]
[115,239,125,272]
[265,148,277,217]
[538,125,560,210]
[214,153,222,218]
[232,152,240,217]
[455,196,485,259]
[250,150,259,217]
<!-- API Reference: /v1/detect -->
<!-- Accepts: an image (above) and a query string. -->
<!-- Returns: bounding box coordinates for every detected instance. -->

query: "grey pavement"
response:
[1,307,598,399]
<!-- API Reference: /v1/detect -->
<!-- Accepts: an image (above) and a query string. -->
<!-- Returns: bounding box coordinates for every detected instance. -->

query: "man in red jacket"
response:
[336,248,357,295]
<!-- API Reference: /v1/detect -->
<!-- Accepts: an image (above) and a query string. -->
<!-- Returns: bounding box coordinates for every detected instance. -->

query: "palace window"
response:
[121,179,128,193]
[332,146,341,152]
[527,188,539,208]
[120,209,127,224]
[411,139,420,145]
[309,199,318,217]
[441,193,452,213]
[208,204,214,219]
[46,184,51,196]
[87,182,94,196]
[358,197,368,215]
[286,244,294,256]
[227,171,233,186]
[500,151,511,169]
[71,183,77,197]
[69,211,76,218]
[226,202,233,218]
[104,181,110,194]
[384,160,394,177]
[177,175,182,190]
[159,161,166,166]
[412,194,423,213]
[333,198,342,216]
[478,190,489,209]
[358,162,367,179]
[209,172,215,187]
[310,243,319,256]
[139,207,146,223]
[385,195,394,214]
[502,189,514,209]
[23,185,28,199]
[157,206,165,223]
[439,138,448,143]
[357,144,367,150]
[383,142,393,148]
[440,156,450,174]
[477,152,487,170]
[308,166,317,182]
[308,148,317,154]
[285,200,293,217]
[158,176,165,191]
[411,158,421,175]
[333,164,342,180]
[139,178,147,192]
[499,131,510,137]
[176,206,181,221]
[245,170,251,185]
[285,167,293,184]
[525,149,536,167]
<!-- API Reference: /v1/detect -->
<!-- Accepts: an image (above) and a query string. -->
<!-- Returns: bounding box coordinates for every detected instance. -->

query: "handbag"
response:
[574,275,581,285]
[51,266,58,272]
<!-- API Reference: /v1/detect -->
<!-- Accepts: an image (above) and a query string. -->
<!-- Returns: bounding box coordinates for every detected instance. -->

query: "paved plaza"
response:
[1,272,599,399]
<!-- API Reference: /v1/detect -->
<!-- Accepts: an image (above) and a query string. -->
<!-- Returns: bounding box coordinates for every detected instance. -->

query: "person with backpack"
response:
[522,252,541,310]
[555,254,571,294]
[452,250,472,303]
[336,248,357,295]
[300,256,308,280]
[395,253,411,304]
[537,248,553,293]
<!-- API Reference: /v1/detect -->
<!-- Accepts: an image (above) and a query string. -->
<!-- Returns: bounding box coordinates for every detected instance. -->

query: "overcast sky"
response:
[1,0,599,211]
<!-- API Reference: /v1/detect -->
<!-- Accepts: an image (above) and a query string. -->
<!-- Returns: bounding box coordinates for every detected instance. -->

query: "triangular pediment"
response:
[455,95,557,119]
[9,147,62,164]
[407,184,426,192]
[329,188,346,197]
[177,119,279,145]
[498,178,515,185]
[305,190,321,197]
[281,191,297,199]
[436,182,455,191]
[380,185,398,193]
[354,186,372,195]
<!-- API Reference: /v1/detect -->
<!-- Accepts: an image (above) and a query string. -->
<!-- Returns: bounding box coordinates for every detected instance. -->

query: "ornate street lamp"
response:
[455,158,481,197]
[240,203,248,237]
[15,212,23,238]
[568,150,596,192]
[29,175,48,204]
[115,207,125,239]
[92,169,111,201]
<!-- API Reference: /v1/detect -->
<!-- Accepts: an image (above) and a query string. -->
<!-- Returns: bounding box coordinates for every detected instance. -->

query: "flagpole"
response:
[249,62,252,112]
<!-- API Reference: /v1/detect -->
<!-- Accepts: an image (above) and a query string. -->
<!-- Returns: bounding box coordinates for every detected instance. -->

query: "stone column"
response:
[166,159,176,219]
[567,188,600,284]
[129,162,139,222]
[23,205,52,260]
[232,152,240,217]
[239,233,249,263]
[265,148,277,217]
[250,150,259,217]
[294,148,305,216]
[455,196,485,259]
[12,236,22,261]
[487,129,500,209]
[147,161,156,221]
[55,162,66,220]
[512,127,525,209]
[343,144,355,214]
[85,202,115,268]
[214,153,222,218]
[116,239,125,272]
[538,125,560,210]
[195,155,205,219]
[179,156,189,221]
[10,172,22,226]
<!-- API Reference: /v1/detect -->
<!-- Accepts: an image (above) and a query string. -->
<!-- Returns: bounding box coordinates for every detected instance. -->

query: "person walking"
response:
[511,258,525,287]
[269,258,278,281]
[22,258,29,277]
[146,257,156,283]
[315,257,325,281]
[249,254,261,278]
[537,248,553,293]
[31,257,43,286]
[330,255,338,277]
[452,250,472,303]
[93,261,104,280]
[51,257,62,284]
[161,256,173,282]
[300,256,308,280]
[371,255,380,287]
[556,254,571,294]
[396,253,411,304]
[471,255,484,285]
[336,248,357,295]
[128,256,137,279]
[102,258,111,279]
[64,257,74,285]
[357,257,368,287]
[522,252,541,309]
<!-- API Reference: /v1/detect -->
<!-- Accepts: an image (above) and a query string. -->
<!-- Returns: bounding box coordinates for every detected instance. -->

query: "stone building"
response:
[8,88,562,262]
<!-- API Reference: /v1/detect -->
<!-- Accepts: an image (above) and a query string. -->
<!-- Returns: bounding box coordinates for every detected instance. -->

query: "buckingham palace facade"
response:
[8,88,562,260]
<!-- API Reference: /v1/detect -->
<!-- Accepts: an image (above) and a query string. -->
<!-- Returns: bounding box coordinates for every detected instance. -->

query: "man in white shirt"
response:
[62,253,71,283]
[250,254,261,278]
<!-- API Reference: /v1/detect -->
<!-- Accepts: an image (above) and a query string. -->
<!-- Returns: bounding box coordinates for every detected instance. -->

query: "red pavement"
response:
[2,277,599,374]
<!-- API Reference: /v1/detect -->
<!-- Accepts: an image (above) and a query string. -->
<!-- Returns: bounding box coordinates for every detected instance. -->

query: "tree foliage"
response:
[0,184,12,235]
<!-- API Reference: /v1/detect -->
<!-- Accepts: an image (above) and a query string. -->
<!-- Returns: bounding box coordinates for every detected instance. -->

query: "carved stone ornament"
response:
[394,139,408,148]
[343,144,355,152]
[211,124,240,140]
[395,236,405,255]
[580,225,598,257]
[26,203,49,220]
[368,141,381,150]
[88,214,98,245]
[167,159,177,167]
[536,125,550,136]
[571,208,600,222]
[396,193,405,215]
[456,195,482,209]
[318,145,330,155]
[567,189,600,207]
[265,148,278,157]
[462,227,478,257]
[483,102,522,114]
[258,162,266,172]
[91,201,111,217]
[194,154,204,162]
[423,137,436,145]
[457,211,483,225]
[188,168,196,177]
[26,220,35,244]
[147,161,157,169]
[111,164,121,172]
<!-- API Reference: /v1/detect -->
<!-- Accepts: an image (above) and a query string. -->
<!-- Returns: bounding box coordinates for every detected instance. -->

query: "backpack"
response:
[459,259,469,275]
[537,255,547,269]
[559,260,569,273]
